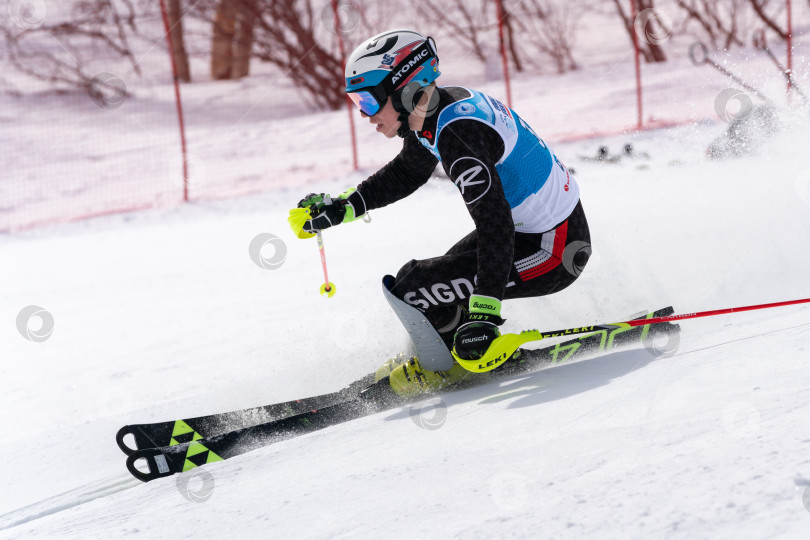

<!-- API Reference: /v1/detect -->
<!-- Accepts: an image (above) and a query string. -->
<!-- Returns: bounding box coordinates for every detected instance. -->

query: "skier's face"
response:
[361,98,401,138]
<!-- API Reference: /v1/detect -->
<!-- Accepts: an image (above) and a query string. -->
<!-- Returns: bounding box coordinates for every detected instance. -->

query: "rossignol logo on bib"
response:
[391,49,429,84]
[449,157,491,205]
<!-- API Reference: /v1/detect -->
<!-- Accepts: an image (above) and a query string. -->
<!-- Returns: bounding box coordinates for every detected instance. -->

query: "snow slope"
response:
[3,109,810,538]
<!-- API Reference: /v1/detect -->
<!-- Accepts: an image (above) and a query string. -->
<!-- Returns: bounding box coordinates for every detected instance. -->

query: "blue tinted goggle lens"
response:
[348,91,381,116]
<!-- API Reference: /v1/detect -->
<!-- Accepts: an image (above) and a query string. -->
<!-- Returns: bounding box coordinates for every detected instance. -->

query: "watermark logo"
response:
[634,8,672,46]
[399,80,442,117]
[16,305,54,342]
[176,469,215,503]
[721,401,761,439]
[248,233,287,270]
[166,152,208,189]
[643,326,680,358]
[88,73,127,109]
[320,0,361,36]
[8,0,46,29]
[488,472,529,513]
[803,485,810,513]
[714,88,753,124]
[561,240,592,278]
[795,169,810,206]
[409,397,447,430]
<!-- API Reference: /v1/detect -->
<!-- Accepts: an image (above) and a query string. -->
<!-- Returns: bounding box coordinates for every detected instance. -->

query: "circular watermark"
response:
[320,0,361,36]
[96,386,135,418]
[794,169,810,206]
[714,88,753,124]
[721,401,761,439]
[803,485,810,513]
[488,472,528,513]
[327,316,370,353]
[16,305,54,342]
[8,0,46,30]
[399,81,442,117]
[248,233,287,270]
[643,326,680,358]
[409,397,447,431]
[176,468,215,503]
[166,152,208,189]
[88,73,127,109]
[634,8,673,46]
[561,240,592,278]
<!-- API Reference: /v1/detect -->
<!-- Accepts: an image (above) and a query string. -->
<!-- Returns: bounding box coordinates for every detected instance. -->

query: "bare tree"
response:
[210,0,236,79]
[166,0,191,82]
[231,9,254,78]
[506,0,580,74]
[417,0,492,63]
[672,0,750,50]
[0,0,143,89]
[209,0,255,80]
[612,0,668,63]
[747,0,787,40]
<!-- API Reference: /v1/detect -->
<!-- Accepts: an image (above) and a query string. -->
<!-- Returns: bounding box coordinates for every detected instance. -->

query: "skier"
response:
[289,30,591,396]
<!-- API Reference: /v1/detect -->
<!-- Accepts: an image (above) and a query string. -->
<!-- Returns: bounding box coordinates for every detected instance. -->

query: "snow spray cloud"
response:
[721,401,761,439]
[795,169,810,206]
[320,0,361,36]
[88,73,127,110]
[714,89,754,124]
[249,233,287,270]
[634,8,673,46]
[409,397,447,431]
[16,305,54,342]
[7,0,46,29]
[176,469,215,503]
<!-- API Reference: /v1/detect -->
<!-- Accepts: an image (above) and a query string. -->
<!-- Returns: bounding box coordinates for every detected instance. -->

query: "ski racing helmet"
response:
[344,29,440,137]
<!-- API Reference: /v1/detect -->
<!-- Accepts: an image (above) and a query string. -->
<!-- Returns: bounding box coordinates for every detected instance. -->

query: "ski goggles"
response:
[347,89,386,117]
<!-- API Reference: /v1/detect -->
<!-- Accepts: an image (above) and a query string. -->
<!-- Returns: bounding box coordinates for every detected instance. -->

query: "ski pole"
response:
[752,30,808,104]
[454,296,810,373]
[689,41,773,104]
[316,231,336,297]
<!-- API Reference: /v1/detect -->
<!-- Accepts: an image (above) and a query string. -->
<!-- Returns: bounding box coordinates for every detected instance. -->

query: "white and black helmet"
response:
[344,29,440,135]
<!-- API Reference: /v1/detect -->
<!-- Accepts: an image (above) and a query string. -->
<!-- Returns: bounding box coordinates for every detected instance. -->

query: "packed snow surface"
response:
[3,7,810,534]
[3,111,810,538]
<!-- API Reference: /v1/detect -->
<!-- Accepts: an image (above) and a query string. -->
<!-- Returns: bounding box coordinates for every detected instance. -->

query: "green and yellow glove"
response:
[452,295,505,360]
[288,188,367,239]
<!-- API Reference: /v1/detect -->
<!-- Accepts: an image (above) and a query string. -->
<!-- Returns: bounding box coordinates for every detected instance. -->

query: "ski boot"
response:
[374,352,411,382]
[387,356,472,398]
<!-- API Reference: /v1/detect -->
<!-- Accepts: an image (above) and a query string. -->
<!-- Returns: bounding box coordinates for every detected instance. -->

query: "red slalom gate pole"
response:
[332,0,358,171]
[630,0,643,130]
[494,0,513,108]
[158,0,190,201]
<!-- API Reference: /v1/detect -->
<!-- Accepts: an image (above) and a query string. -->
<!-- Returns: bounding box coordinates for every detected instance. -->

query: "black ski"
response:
[116,374,374,456]
[125,307,678,481]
